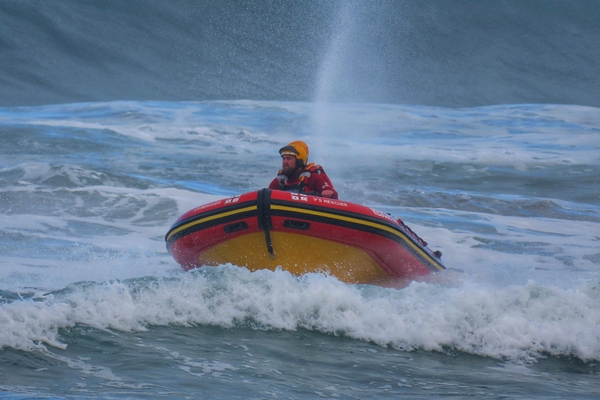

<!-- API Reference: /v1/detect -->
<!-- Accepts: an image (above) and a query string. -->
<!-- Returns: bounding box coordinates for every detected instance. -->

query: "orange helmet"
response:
[279,140,309,167]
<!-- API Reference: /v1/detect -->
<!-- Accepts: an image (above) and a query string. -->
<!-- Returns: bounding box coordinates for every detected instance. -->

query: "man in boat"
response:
[268,140,339,199]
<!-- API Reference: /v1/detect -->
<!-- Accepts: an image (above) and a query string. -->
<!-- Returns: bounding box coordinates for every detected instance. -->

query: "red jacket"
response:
[268,163,338,199]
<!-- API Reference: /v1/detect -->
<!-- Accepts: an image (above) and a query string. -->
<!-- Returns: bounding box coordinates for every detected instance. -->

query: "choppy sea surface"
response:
[1,101,599,399]
[2,0,600,398]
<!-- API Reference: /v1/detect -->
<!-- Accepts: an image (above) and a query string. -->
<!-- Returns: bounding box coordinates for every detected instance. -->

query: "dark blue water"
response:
[1,0,599,107]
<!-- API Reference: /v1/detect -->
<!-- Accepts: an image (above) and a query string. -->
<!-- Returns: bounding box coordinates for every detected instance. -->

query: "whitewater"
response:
[1,100,599,398]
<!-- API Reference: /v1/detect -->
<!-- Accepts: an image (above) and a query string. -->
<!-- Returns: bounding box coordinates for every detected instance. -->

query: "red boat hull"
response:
[165,189,445,287]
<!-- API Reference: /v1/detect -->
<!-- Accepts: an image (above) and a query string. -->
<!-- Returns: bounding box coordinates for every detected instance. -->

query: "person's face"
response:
[281,155,297,175]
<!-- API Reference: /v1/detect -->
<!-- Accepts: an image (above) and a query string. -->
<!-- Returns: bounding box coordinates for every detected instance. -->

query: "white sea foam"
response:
[4,102,599,166]
[0,168,223,290]
[1,267,599,362]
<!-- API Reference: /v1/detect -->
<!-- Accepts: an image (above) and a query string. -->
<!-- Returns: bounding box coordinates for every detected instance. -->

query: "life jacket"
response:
[277,163,332,195]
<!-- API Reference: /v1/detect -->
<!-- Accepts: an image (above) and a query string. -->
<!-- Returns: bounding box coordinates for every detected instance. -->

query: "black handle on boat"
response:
[257,188,275,259]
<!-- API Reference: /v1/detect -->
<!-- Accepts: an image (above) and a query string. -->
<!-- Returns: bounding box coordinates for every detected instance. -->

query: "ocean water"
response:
[1,1,600,399]
[2,0,600,108]
[1,101,599,399]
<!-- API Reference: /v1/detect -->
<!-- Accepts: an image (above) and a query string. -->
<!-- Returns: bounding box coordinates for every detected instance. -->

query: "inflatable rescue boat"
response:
[165,189,445,287]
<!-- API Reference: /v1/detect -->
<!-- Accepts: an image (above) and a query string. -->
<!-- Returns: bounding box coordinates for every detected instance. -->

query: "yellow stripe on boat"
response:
[166,205,257,242]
